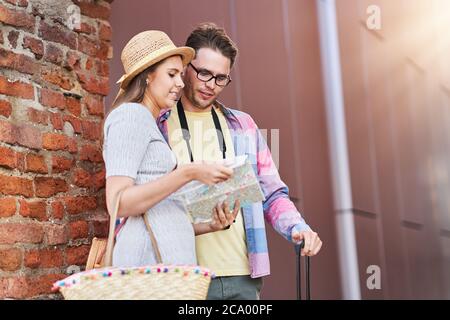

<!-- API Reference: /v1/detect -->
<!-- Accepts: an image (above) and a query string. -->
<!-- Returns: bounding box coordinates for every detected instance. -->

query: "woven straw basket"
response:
[53,189,213,300]
[53,264,213,300]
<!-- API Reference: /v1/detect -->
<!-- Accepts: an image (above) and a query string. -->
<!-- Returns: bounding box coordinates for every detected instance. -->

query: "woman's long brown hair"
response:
[100,61,164,145]
[110,62,161,112]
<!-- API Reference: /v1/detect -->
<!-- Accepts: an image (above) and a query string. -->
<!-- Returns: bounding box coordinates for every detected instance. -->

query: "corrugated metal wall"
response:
[336,0,450,299]
[108,0,450,299]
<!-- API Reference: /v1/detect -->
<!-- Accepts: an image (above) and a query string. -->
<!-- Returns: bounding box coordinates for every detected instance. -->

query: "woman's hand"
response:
[189,163,233,186]
[209,200,240,232]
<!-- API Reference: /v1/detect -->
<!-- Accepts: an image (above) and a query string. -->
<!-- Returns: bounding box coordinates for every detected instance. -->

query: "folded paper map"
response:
[176,156,265,223]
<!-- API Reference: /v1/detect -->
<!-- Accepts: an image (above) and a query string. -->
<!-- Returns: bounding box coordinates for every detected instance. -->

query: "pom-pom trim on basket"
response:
[52,264,215,291]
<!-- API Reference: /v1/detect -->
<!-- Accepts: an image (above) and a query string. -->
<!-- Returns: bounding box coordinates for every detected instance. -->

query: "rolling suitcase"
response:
[295,241,311,300]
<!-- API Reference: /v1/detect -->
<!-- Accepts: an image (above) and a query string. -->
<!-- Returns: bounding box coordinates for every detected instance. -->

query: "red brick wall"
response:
[0,0,112,299]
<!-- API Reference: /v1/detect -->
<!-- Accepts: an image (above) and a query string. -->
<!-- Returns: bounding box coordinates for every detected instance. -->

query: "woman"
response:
[103,30,239,267]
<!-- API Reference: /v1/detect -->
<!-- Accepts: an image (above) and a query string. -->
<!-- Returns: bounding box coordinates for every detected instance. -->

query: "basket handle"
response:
[104,188,163,266]
[104,189,125,267]
[143,214,162,264]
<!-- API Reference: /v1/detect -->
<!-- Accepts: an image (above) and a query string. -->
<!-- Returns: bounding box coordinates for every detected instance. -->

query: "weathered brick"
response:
[27,108,49,125]
[19,199,47,221]
[85,57,94,71]
[38,21,77,49]
[23,36,44,59]
[96,40,111,60]
[0,248,22,271]
[96,59,109,77]
[73,0,111,20]
[66,244,90,265]
[25,153,48,174]
[34,177,68,197]
[16,123,42,149]
[98,22,112,41]
[0,120,15,144]
[93,168,105,190]
[0,276,27,299]
[24,248,63,268]
[7,30,19,48]
[0,100,12,118]
[83,95,104,116]
[64,196,97,215]
[75,22,96,35]
[44,43,64,65]
[68,220,89,239]
[79,144,102,163]
[0,274,65,299]
[97,193,106,211]
[0,76,34,100]
[64,50,81,71]
[41,66,74,90]
[0,174,33,197]
[0,197,16,218]
[65,96,81,116]
[72,168,91,188]
[0,6,35,32]
[0,48,39,75]
[39,88,65,110]
[0,145,16,169]
[76,72,109,95]
[23,250,39,268]
[0,121,42,149]
[78,34,98,57]
[81,120,101,141]
[50,201,64,219]
[43,224,67,245]
[49,112,63,130]
[16,152,25,171]
[29,274,65,296]
[93,219,108,238]
[63,115,82,133]
[0,223,44,244]
[51,155,73,173]
[3,149,24,171]
[42,133,77,153]
[4,0,28,7]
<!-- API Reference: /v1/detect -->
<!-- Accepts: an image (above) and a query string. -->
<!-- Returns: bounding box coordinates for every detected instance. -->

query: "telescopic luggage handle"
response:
[295,240,311,300]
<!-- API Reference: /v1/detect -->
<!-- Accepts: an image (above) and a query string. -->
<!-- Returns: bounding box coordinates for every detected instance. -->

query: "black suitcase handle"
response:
[295,240,311,300]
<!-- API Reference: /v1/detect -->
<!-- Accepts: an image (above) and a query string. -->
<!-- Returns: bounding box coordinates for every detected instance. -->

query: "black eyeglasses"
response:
[188,63,231,87]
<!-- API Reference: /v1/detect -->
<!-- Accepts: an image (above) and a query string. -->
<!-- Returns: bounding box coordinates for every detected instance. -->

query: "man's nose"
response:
[205,77,216,90]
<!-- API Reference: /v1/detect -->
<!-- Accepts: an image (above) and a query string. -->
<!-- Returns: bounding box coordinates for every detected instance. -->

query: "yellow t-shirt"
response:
[167,105,250,276]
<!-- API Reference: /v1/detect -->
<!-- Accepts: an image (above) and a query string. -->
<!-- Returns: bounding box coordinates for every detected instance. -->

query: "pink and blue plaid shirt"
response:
[157,101,311,278]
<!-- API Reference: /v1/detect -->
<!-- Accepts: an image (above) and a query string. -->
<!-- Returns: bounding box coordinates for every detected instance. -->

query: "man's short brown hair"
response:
[186,22,238,68]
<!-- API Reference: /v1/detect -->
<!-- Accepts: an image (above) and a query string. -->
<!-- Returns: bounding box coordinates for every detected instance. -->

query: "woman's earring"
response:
[146,79,149,85]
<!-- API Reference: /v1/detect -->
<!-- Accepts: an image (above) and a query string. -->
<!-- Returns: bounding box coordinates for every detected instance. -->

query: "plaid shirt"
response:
[157,101,311,278]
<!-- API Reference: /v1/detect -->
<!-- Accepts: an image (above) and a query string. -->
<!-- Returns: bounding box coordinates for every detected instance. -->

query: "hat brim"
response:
[116,46,194,89]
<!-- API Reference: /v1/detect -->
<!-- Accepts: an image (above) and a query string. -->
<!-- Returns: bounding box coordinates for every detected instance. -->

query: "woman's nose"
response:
[176,76,185,88]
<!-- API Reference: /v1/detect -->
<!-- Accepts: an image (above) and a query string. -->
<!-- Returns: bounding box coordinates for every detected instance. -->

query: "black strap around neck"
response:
[177,100,226,162]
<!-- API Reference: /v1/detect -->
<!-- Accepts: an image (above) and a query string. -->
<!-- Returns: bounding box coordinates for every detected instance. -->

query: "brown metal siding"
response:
[108,0,449,299]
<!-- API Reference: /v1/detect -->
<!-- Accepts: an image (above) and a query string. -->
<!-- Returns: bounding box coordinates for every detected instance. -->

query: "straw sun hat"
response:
[116,30,195,89]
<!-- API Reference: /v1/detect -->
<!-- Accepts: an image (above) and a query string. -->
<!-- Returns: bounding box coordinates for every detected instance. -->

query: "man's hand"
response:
[291,230,322,256]
[209,200,240,231]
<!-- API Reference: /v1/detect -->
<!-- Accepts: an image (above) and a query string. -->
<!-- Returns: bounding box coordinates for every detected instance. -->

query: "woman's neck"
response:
[141,92,159,119]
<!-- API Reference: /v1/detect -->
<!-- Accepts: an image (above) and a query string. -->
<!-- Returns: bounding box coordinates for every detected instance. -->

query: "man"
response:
[157,23,322,300]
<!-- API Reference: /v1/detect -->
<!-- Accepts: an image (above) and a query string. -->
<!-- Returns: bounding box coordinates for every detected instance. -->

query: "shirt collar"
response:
[157,100,241,129]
